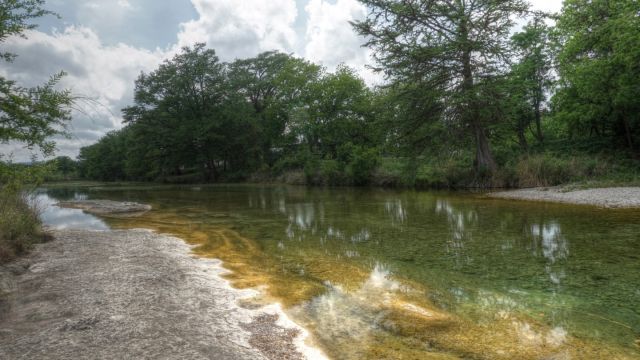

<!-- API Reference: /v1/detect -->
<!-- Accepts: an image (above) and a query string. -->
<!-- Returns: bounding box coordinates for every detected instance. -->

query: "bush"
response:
[371,157,407,187]
[345,146,379,185]
[0,162,52,263]
[0,190,47,263]
[514,154,611,187]
[305,159,346,186]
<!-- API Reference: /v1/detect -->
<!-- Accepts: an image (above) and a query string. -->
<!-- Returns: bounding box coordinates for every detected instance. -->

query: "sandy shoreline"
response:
[488,187,640,208]
[0,228,326,360]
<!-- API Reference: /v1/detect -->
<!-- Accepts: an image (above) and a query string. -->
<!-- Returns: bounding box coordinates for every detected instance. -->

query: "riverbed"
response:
[19,185,640,358]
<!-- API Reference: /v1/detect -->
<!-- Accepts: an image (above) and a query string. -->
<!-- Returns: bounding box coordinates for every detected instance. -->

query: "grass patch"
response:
[371,152,640,190]
[513,153,640,189]
[0,190,49,263]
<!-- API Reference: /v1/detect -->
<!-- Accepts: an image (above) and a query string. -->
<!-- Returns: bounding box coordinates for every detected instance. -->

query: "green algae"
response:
[45,185,640,359]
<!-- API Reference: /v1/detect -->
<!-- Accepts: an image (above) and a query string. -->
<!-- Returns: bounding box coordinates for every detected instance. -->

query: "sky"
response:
[0,0,563,162]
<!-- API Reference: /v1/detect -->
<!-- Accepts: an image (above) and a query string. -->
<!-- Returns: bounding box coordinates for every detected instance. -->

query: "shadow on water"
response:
[42,184,640,359]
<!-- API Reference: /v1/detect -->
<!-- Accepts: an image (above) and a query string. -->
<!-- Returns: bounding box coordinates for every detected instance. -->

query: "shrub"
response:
[0,190,47,263]
[514,154,611,187]
[0,162,52,263]
[345,146,379,185]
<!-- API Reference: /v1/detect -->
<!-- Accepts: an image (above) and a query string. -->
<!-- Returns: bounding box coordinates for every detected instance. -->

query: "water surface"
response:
[42,185,640,359]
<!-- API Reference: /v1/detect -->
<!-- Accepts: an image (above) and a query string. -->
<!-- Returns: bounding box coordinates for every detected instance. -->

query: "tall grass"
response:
[513,154,637,188]
[369,153,639,189]
[0,190,47,263]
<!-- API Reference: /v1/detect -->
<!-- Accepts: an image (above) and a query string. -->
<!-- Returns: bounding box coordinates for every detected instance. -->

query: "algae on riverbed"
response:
[44,185,640,359]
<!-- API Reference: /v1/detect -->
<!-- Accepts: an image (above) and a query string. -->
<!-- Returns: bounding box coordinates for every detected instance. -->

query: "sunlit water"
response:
[40,185,640,359]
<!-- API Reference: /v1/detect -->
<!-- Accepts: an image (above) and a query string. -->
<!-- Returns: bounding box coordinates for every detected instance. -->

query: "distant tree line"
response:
[78,0,640,187]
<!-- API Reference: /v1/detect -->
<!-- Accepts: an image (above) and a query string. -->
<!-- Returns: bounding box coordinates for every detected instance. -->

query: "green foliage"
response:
[78,130,127,181]
[553,0,640,154]
[1,1,71,158]
[0,189,46,262]
[506,15,554,149]
[353,0,529,172]
[79,47,380,186]
[0,0,67,188]
[515,154,612,187]
[78,0,640,189]
[342,144,379,186]
[0,160,53,192]
[0,0,54,61]
[0,161,53,265]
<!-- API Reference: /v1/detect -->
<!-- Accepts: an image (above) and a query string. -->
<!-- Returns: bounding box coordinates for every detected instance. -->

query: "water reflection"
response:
[530,222,568,286]
[33,191,108,230]
[295,264,427,355]
[513,321,568,348]
[281,196,374,249]
[435,199,477,267]
[38,185,640,357]
[384,199,407,224]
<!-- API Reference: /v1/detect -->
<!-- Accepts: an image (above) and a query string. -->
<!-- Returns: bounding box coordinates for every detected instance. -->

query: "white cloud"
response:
[530,0,563,13]
[303,0,379,84]
[117,0,133,9]
[0,27,166,161]
[177,0,298,61]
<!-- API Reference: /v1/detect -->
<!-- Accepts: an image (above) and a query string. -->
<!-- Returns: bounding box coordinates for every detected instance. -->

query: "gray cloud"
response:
[36,0,197,49]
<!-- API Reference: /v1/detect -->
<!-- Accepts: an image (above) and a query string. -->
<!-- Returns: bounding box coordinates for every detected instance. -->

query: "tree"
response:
[228,52,321,165]
[0,0,52,61]
[510,15,553,146]
[291,65,375,158]
[53,155,77,179]
[353,0,529,172]
[0,0,72,158]
[553,0,640,154]
[124,44,234,180]
[77,130,127,181]
[505,14,554,150]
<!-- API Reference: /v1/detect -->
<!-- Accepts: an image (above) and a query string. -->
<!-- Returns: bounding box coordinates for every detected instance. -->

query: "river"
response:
[38,184,640,359]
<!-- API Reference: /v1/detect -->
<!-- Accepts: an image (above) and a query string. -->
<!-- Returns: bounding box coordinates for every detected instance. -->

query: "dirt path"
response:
[0,229,322,360]
[488,187,640,208]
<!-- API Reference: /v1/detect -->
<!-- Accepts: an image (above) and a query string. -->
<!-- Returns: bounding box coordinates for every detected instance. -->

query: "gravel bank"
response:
[0,229,325,360]
[489,187,640,208]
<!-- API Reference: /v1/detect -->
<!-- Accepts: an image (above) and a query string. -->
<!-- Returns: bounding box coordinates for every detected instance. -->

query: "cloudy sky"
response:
[1,0,562,162]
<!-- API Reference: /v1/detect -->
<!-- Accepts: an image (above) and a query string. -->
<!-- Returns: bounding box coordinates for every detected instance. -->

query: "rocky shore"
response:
[0,228,324,360]
[489,187,640,208]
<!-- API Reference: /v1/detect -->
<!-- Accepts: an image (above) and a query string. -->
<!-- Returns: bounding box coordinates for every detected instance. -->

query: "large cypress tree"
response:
[353,0,529,172]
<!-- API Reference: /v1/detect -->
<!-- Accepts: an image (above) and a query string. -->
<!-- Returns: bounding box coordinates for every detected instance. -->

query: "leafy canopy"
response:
[0,0,71,159]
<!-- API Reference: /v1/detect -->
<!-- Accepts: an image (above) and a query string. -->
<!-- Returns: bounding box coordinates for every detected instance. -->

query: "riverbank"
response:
[489,186,640,208]
[0,228,325,359]
[0,190,48,263]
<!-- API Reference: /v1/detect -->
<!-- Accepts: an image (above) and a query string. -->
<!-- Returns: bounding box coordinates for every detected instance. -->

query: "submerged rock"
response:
[57,200,152,216]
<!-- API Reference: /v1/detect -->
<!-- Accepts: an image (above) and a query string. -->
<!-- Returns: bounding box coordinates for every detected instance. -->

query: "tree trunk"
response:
[621,114,635,155]
[472,119,497,172]
[534,95,544,144]
[206,159,218,182]
[461,42,497,173]
[517,125,529,152]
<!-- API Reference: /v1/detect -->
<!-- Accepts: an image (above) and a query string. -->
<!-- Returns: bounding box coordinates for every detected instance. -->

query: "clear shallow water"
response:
[33,190,108,230]
[42,185,640,359]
